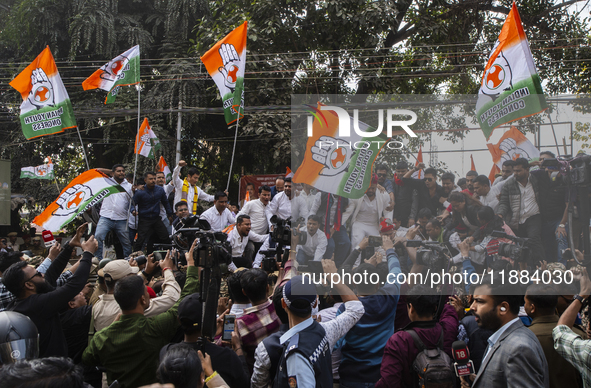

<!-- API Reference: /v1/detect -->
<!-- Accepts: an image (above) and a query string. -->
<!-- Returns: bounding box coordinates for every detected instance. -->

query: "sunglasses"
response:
[425,177,434,182]
[377,173,387,177]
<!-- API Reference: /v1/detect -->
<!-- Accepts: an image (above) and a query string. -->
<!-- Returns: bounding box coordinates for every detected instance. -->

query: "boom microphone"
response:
[452,340,475,384]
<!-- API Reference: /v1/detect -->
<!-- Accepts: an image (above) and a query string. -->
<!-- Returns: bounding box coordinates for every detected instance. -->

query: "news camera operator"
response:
[294,215,327,264]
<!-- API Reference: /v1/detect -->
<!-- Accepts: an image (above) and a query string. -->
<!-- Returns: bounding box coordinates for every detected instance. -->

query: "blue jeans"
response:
[94,217,132,259]
[325,229,351,268]
[541,219,568,263]
[162,216,172,235]
[296,249,313,265]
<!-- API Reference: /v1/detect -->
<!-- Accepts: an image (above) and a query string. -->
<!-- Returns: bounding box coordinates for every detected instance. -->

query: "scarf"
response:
[323,195,343,238]
[394,175,404,186]
[182,178,198,214]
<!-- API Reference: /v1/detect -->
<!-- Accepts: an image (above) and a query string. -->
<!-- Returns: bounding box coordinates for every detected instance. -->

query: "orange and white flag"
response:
[135,118,160,159]
[200,21,247,125]
[157,156,172,183]
[82,45,140,104]
[9,46,77,139]
[487,126,539,168]
[476,2,547,139]
[33,169,126,231]
[412,146,424,179]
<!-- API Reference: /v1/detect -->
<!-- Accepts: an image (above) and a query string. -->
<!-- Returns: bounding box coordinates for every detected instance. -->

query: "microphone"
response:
[41,230,56,248]
[452,340,475,383]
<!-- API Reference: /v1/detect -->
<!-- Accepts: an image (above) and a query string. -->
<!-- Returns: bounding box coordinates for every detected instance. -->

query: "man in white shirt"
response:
[238,185,272,235]
[171,160,215,215]
[493,160,514,186]
[228,215,269,270]
[95,165,133,259]
[266,178,292,229]
[171,201,190,235]
[473,175,501,212]
[295,215,328,264]
[156,171,175,234]
[200,192,236,232]
[291,183,319,222]
[343,178,392,256]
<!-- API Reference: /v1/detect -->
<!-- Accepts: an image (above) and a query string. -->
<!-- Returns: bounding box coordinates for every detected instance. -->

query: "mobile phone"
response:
[222,315,236,341]
[367,236,382,247]
[153,250,168,262]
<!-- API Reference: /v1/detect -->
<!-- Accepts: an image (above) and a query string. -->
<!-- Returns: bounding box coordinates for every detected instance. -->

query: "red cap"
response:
[371,173,379,185]
[380,219,394,233]
[147,286,157,298]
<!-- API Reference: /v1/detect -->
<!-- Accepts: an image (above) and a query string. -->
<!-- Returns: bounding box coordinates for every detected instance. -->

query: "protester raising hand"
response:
[81,235,98,255]
[185,238,198,266]
[69,222,88,247]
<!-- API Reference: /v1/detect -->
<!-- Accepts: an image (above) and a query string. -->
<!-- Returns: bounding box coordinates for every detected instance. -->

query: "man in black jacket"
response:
[2,223,96,358]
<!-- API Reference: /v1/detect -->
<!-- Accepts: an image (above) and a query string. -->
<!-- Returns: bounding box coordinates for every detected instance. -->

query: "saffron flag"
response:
[9,46,77,140]
[135,118,161,159]
[470,155,477,172]
[244,190,250,202]
[489,164,501,184]
[20,161,54,180]
[200,21,247,125]
[487,126,539,168]
[157,156,172,183]
[33,169,126,232]
[82,45,140,104]
[476,2,547,140]
[412,146,424,179]
[292,104,388,199]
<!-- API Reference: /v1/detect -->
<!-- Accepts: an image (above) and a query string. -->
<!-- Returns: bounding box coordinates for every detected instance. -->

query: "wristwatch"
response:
[558,224,566,228]
[573,295,586,304]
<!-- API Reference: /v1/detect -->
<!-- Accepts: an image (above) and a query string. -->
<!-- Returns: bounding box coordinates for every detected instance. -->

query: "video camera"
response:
[171,214,232,269]
[490,230,530,262]
[406,240,451,269]
[171,214,232,340]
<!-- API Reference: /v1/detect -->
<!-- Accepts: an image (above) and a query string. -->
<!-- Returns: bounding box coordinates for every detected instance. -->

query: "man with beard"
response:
[462,276,549,388]
[2,224,97,358]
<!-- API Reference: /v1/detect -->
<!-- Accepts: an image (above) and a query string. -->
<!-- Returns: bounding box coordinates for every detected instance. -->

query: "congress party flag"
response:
[470,154,477,172]
[157,156,172,183]
[33,169,126,232]
[487,126,539,168]
[476,2,547,140]
[293,104,388,199]
[200,21,247,125]
[20,161,54,180]
[9,46,77,140]
[135,118,160,159]
[82,45,140,104]
[412,146,424,179]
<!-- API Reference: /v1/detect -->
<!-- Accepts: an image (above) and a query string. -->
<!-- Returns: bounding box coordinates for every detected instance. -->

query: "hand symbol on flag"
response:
[218,43,240,92]
[311,136,351,176]
[28,68,55,110]
[100,55,129,82]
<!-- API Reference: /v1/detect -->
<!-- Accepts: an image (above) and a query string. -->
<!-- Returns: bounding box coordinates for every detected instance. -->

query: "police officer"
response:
[274,275,332,388]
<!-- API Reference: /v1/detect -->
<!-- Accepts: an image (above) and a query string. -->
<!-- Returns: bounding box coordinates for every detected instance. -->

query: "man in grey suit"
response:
[461,276,549,388]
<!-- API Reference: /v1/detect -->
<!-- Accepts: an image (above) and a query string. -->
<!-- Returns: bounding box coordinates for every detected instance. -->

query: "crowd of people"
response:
[1,151,591,388]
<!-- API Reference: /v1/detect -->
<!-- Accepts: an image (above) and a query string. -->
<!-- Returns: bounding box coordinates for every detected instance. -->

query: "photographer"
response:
[553,267,591,388]
[295,215,327,264]
[82,239,201,388]
[92,253,181,331]
[2,224,96,358]
[228,215,269,270]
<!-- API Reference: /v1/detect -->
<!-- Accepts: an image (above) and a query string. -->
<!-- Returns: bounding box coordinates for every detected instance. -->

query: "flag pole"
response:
[128,86,141,234]
[76,127,90,170]
[226,114,240,192]
[546,111,561,157]
[133,86,141,186]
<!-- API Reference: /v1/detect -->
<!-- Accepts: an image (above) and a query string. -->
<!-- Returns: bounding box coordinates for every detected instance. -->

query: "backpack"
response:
[406,325,455,388]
